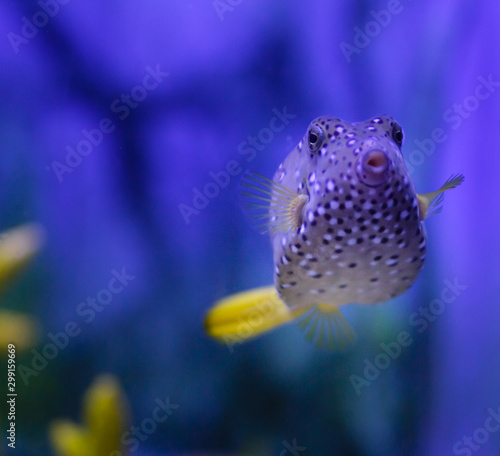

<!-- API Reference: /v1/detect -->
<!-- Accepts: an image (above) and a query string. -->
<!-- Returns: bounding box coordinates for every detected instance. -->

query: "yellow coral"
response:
[49,421,89,456]
[0,223,44,290]
[0,223,44,352]
[50,375,130,456]
[0,310,38,351]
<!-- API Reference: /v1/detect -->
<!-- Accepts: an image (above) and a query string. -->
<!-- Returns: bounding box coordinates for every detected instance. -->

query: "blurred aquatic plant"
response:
[0,223,44,351]
[0,223,44,290]
[50,374,130,456]
[0,309,38,352]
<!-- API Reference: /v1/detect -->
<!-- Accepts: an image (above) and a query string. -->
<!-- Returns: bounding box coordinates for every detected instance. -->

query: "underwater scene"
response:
[1,1,499,455]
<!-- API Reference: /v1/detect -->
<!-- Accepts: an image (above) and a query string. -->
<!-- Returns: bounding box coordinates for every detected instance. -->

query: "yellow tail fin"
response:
[205,286,305,347]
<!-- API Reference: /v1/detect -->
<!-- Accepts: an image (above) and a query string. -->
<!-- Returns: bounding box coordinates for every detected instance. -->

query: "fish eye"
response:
[392,124,404,147]
[308,125,325,153]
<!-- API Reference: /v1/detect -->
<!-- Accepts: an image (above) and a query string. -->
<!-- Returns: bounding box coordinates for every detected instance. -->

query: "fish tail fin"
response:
[417,173,464,220]
[296,303,356,351]
[204,286,303,346]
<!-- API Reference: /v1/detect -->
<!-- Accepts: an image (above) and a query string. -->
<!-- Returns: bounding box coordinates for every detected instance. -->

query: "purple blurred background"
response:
[1,0,499,454]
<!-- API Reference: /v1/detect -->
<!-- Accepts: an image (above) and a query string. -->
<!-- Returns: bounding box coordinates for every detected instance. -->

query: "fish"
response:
[204,115,464,350]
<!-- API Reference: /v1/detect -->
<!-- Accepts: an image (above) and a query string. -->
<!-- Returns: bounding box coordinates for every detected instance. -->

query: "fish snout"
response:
[356,147,391,187]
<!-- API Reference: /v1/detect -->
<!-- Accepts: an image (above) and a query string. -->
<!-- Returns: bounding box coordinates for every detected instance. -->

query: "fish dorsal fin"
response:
[295,304,356,351]
[417,173,464,220]
[239,171,308,234]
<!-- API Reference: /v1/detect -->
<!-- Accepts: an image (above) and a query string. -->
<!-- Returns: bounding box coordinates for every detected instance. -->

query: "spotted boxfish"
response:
[204,115,463,349]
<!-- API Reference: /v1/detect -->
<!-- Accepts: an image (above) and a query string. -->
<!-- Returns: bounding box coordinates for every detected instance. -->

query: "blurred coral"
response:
[0,223,44,351]
[0,309,38,351]
[0,223,44,291]
[50,374,130,456]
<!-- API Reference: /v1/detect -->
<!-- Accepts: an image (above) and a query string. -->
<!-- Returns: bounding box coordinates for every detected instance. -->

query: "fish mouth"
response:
[357,148,390,186]
[365,150,388,172]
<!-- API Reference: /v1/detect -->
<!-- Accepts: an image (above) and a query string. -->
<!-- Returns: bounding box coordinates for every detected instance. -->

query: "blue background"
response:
[1,1,499,455]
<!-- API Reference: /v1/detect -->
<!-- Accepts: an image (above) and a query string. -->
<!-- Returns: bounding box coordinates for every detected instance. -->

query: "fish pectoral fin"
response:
[204,286,298,344]
[295,303,356,351]
[239,171,308,234]
[417,173,464,220]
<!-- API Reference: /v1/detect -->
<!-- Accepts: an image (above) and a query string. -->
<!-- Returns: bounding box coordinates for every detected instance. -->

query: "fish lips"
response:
[356,140,393,187]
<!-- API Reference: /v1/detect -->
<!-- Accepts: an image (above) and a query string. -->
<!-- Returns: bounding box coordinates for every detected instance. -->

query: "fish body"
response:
[205,115,463,349]
[271,115,425,310]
